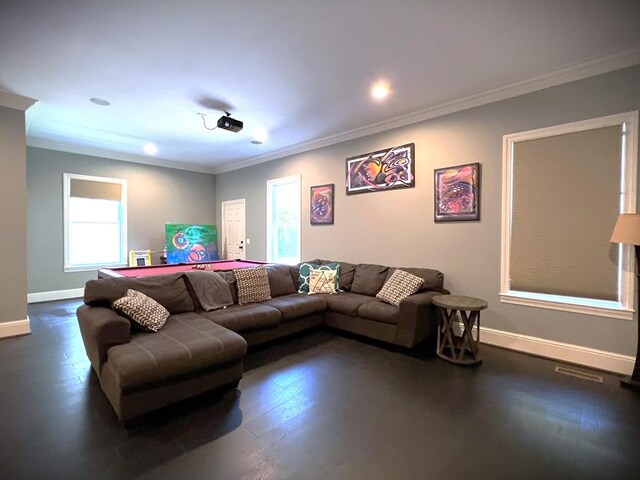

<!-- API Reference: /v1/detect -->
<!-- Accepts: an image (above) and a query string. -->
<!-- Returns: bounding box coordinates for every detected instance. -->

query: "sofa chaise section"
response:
[78,274,247,422]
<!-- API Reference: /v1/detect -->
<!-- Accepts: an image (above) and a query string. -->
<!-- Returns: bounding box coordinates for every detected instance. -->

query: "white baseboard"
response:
[457,323,635,375]
[27,288,84,304]
[0,317,31,338]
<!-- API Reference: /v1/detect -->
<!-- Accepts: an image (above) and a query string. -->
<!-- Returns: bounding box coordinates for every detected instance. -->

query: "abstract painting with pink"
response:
[434,163,481,222]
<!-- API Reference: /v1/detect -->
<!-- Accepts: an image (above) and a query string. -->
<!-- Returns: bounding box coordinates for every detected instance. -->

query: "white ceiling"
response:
[1,0,639,173]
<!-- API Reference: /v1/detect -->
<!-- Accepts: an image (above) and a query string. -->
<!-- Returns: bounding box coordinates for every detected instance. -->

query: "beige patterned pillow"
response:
[308,267,337,295]
[112,289,169,332]
[376,269,424,306]
[233,266,272,304]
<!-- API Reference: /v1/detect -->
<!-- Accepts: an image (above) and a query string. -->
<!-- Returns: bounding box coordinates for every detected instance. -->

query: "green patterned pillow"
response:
[298,262,340,293]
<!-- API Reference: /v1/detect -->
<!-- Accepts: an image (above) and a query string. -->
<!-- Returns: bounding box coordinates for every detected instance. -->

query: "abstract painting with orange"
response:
[345,143,415,195]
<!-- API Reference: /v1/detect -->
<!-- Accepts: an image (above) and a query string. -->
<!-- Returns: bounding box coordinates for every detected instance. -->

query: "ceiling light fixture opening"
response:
[370,81,391,101]
[252,128,268,145]
[143,143,158,155]
[89,97,111,106]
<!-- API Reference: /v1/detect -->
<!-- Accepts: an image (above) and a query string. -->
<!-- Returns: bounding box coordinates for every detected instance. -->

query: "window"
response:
[267,175,301,264]
[501,112,638,319]
[63,173,127,272]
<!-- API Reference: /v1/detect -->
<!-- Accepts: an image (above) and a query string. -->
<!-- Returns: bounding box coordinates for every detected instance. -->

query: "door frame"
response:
[221,198,246,260]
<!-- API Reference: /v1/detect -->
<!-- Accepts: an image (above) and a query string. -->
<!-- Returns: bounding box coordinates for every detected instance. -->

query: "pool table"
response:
[97,259,267,279]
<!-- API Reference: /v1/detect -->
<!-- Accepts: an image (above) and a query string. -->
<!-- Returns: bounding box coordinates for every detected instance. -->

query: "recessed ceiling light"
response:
[370,82,391,101]
[251,128,268,145]
[143,143,158,155]
[89,97,111,106]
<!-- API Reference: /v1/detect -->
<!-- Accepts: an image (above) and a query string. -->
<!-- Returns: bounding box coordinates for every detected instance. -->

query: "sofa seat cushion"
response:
[358,300,399,325]
[262,293,327,322]
[325,292,378,317]
[199,304,281,333]
[105,312,247,390]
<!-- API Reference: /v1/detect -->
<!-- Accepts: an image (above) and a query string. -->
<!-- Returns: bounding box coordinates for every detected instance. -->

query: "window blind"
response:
[70,179,122,201]
[509,125,622,301]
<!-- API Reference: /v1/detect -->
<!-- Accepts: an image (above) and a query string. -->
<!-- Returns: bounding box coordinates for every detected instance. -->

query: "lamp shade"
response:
[610,214,640,245]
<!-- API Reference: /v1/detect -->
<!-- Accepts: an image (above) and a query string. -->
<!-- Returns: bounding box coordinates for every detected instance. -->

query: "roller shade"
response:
[70,178,122,201]
[510,125,622,301]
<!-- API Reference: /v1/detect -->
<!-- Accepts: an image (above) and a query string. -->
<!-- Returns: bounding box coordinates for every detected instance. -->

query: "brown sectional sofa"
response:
[77,259,445,422]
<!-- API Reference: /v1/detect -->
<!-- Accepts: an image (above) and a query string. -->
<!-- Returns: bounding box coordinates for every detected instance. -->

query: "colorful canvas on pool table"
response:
[165,223,219,264]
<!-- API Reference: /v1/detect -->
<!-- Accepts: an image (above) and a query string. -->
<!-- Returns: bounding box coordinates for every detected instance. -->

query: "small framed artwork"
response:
[434,162,481,222]
[310,184,334,225]
[345,143,415,195]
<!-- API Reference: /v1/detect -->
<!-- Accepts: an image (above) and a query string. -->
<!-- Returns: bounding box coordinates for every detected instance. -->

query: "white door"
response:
[222,199,246,260]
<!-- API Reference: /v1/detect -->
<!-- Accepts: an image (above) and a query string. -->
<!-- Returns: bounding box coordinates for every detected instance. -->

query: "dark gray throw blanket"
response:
[184,271,233,311]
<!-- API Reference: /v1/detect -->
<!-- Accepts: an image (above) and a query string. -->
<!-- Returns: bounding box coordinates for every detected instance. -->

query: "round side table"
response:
[432,295,488,366]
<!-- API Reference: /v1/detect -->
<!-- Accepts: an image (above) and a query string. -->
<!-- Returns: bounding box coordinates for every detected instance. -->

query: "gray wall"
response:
[27,148,216,293]
[215,65,640,356]
[0,106,28,323]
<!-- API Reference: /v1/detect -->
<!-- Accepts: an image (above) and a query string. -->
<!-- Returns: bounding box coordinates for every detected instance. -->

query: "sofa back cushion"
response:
[350,263,389,296]
[84,273,195,314]
[266,264,297,297]
[385,267,444,292]
[319,259,356,291]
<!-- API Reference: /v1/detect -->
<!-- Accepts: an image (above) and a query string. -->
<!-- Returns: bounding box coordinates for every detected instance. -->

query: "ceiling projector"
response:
[217,113,243,132]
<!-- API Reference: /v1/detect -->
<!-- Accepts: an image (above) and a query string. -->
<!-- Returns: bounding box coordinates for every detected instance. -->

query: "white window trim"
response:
[500,111,639,320]
[266,174,301,265]
[63,173,128,272]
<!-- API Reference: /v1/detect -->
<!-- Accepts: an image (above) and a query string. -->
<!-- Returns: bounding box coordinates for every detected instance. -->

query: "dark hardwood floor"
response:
[1,299,639,479]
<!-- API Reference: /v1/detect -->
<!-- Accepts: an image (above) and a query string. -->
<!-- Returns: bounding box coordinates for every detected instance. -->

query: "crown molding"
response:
[26,137,217,174]
[0,90,37,111]
[213,48,640,174]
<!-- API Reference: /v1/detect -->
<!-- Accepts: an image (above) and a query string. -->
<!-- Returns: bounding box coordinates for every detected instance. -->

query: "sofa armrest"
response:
[396,291,442,348]
[77,304,131,376]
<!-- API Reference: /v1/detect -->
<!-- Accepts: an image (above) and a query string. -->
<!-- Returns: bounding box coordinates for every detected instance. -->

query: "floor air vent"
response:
[554,366,603,383]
